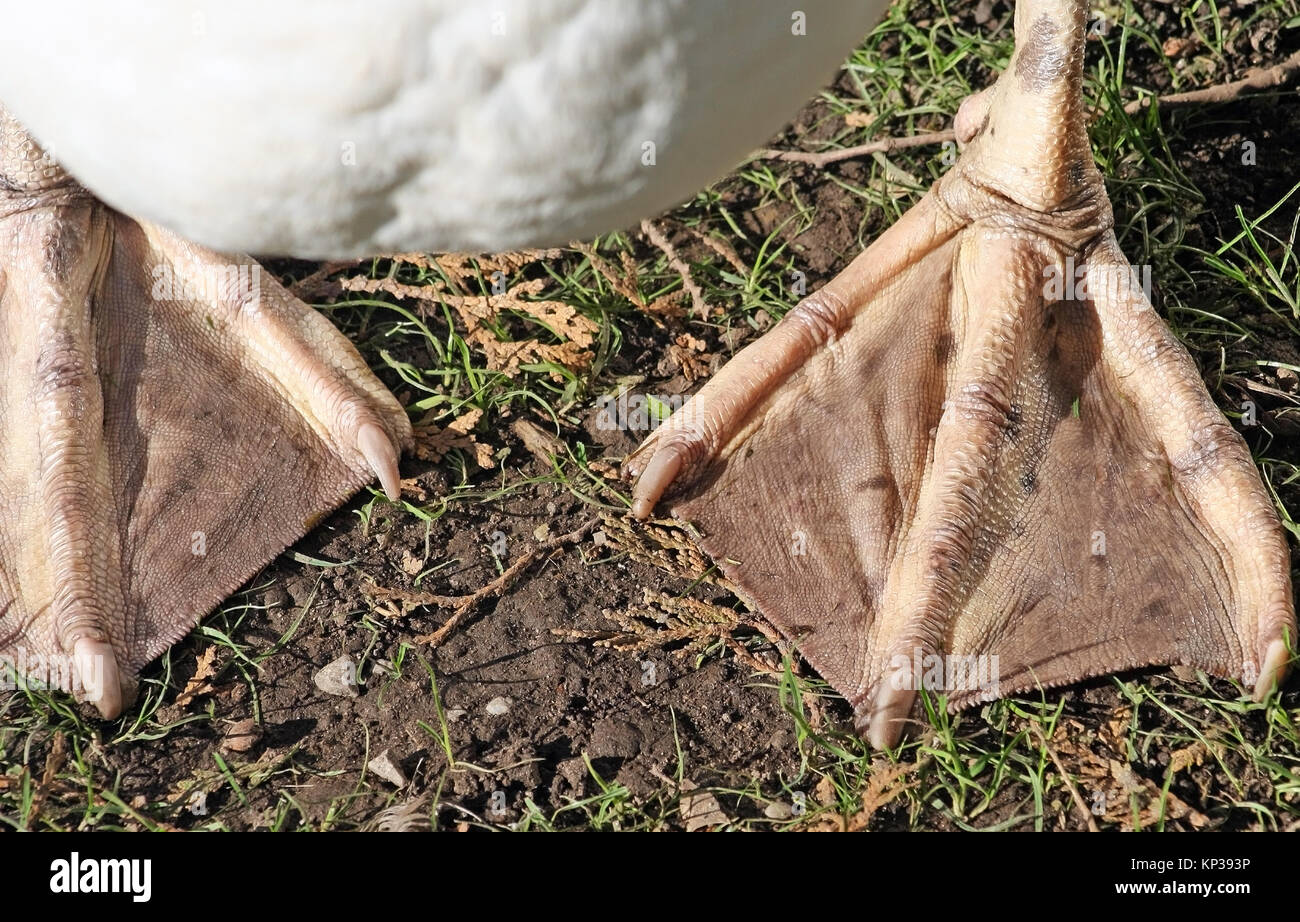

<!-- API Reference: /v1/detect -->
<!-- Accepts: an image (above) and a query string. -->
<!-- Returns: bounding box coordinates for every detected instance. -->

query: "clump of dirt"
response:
[118,491,808,829]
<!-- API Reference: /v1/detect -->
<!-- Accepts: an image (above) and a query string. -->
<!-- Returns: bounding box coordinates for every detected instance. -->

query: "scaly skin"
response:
[0,108,410,716]
[626,0,1294,748]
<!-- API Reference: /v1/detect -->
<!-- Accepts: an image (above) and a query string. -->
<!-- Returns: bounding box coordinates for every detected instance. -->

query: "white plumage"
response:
[0,0,888,258]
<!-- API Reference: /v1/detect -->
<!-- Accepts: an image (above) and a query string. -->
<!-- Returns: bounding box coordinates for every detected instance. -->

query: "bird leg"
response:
[0,107,410,716]
[626,0,1294,747]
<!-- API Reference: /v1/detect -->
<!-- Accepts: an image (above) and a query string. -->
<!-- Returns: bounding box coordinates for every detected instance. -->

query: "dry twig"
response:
[1124,49,1300,114]
[413,519,597,646]
[757,52,1300,167]
[757,129,956,167]
[1034,723,1100,832]
[641,219,708,318]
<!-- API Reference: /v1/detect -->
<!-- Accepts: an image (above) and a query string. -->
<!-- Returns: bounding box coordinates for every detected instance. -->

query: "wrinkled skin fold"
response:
[627,0,1294,747]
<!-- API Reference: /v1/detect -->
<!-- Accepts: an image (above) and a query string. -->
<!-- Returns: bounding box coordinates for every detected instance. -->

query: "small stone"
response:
[485,696,511,716]
[533,523,551,541]
[221,718,261,753]
[445,708,467,722]
[764,802,793,820]
[314,655,359,698]
[368,749,408,787]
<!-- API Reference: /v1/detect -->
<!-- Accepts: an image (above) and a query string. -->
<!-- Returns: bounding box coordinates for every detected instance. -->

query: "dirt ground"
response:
[9,0,1300,832]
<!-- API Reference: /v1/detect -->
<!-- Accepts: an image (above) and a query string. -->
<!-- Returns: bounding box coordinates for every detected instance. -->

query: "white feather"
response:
[0,0,888,257]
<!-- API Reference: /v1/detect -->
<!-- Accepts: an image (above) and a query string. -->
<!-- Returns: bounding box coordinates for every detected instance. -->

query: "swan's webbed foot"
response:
[0,109,410,716]
[626,0,1294,747]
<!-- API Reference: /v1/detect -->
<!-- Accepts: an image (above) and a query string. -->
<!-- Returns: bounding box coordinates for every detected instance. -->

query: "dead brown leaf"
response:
[363,583,450,619]
[1101,706,1132,751]
[1168,742,1209,776]
[679,780,731,831]
[398,477,430,502]
[448,279,597,380]
[587,458,622,480]
[413,408,494,468]
[668,333,711,382]
[1049,719,1210,829]
[573,242,647,309]
[174,646,219,708]
[642,291,687,320]
[803,761,914,831]
[338,274,445,302]
[340,251,594,382]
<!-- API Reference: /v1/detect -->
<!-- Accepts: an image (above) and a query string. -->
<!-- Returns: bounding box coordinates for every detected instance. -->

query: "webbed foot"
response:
[0,109,410,715]
[626,0,1294,747]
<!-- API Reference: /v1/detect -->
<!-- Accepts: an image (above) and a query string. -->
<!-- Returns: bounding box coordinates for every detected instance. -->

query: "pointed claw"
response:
[1253,638,1290,701]
[73,638,122,719]
[861,668,917,750]
[357,423,401,502]
[630,443,684,520]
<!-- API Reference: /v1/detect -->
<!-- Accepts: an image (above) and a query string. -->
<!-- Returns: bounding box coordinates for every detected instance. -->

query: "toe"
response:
[953,87,992,145]
[73,638,123,719]
[357,422,402,502]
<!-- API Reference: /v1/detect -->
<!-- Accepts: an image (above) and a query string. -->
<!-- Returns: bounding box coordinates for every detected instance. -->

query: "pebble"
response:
[485,696,512,716]
[313,655,359,698]
[367,749,409,787]
[445,708,467,722]
[764,802,793,820]
[221,718,261,753]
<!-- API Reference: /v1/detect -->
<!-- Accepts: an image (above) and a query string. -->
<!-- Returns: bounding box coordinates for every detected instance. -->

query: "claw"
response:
[862,667,918,750]
[73,637,122,719]
[357,422,401,502]
[630,444,685,520]
[1254,638,1291,701]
